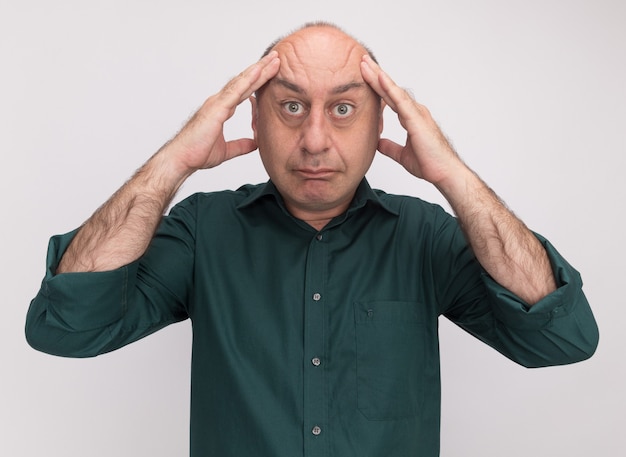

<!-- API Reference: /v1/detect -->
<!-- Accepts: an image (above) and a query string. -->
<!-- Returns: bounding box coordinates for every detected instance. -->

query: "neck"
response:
[301,217,333,231]
[284,201,350,232]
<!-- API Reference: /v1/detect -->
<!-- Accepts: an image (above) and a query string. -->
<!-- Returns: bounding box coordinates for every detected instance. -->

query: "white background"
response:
[2,0,624,455]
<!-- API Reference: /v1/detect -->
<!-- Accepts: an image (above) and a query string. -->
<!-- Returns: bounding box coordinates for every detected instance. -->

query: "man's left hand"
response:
[360,54,466,189]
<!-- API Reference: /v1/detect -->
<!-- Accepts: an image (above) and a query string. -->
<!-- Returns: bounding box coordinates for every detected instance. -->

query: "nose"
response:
[300,108,331,154]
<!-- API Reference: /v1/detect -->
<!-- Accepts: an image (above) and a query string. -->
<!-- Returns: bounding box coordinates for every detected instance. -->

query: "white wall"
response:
[2,0,624,455]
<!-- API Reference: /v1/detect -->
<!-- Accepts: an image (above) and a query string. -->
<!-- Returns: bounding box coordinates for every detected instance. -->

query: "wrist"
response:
[433,161,481,205]
[146,142,198,191]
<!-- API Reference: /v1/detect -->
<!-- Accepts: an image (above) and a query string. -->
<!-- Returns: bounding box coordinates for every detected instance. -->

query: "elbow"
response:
[574,320,600,363]
[564,302,600,365]
[24,302,56,355]
[25,304,101,359]
[24,320,46,354]
[24,314,75,358]
[25,326,102,359]
[522,322,600,369]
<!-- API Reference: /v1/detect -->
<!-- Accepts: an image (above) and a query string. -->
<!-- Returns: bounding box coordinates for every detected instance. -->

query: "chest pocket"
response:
[354,300,428,420]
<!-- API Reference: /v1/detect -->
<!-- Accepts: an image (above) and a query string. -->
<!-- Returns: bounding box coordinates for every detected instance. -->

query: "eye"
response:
[283,101,304,115]
[332,103,354,117]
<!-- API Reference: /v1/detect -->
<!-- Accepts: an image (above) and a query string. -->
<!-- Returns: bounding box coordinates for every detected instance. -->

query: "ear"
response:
[249,95,258,141]
[378,100,386,136]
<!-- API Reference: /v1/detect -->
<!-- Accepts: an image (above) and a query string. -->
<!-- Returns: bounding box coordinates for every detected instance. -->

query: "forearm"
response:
[57,146,192,273]
[360,57,560,304]
[436,163,557,305]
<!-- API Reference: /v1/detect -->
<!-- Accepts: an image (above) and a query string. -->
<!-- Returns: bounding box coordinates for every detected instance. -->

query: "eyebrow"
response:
[274,78,305,94]
[332,82,367,94]
[273,78,367,95]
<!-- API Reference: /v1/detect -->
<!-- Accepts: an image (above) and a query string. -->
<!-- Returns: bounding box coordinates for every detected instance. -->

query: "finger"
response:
[360,55,400,112]
[225,138,258,159]
[361,55,424,129]
[221,51,280,108]
[377,138,405,163]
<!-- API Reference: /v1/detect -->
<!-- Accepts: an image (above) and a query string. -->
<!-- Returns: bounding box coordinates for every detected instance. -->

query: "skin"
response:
[251,27,383,229]
[359,54,556,303]
[57,50,281,273]
[57,24,555,304]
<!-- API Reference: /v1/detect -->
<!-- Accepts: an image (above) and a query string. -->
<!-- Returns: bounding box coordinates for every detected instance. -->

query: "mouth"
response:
[295,168,336,179]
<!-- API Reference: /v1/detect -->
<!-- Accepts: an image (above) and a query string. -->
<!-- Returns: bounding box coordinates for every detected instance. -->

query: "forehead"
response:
[271,27,367,93]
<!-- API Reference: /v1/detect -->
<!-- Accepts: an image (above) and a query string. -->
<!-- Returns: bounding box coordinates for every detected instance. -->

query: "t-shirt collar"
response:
[236,178,399,217]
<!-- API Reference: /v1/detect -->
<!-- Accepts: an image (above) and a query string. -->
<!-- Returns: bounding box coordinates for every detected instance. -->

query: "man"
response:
[26,22,598,456]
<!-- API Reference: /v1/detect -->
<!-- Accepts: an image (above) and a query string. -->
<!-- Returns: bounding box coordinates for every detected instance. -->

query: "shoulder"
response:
[169,183,266,213]
[373,188,453,221]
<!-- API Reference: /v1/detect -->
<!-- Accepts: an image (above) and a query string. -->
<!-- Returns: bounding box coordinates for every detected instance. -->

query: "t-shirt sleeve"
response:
[482,234,598,366]
[25,197,198,358]
[435,211,599,368]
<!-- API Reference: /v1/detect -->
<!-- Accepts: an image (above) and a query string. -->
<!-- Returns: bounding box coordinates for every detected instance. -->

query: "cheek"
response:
[256,106,292,146]
[344,118,379,172]
[348,114,381,149]
[257,123,305,176]
[256,118,294,176]
[255,119,277,160]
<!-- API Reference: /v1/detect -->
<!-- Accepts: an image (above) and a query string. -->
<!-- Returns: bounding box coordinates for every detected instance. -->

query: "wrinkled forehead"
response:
[272,28,367,87]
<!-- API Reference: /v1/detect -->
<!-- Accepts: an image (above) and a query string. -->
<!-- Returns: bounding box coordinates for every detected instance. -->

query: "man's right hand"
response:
[56,52,280,273]
[164,50,280,179]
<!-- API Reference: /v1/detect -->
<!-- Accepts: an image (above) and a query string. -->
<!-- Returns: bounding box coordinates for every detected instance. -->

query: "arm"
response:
[360,55,555,305]
[58,51,280,273]
[26,53,280,357]
[436,164,556,305]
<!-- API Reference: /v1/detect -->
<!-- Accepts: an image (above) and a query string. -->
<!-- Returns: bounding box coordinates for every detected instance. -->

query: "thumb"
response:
[377,138,404,163]
[225,138,258,160]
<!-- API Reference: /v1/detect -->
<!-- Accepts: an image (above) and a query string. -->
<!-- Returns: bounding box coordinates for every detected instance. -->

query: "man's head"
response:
[251,23,384,226]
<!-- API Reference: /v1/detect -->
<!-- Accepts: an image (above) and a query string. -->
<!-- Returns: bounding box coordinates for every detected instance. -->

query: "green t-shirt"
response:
[26,179,598,456]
